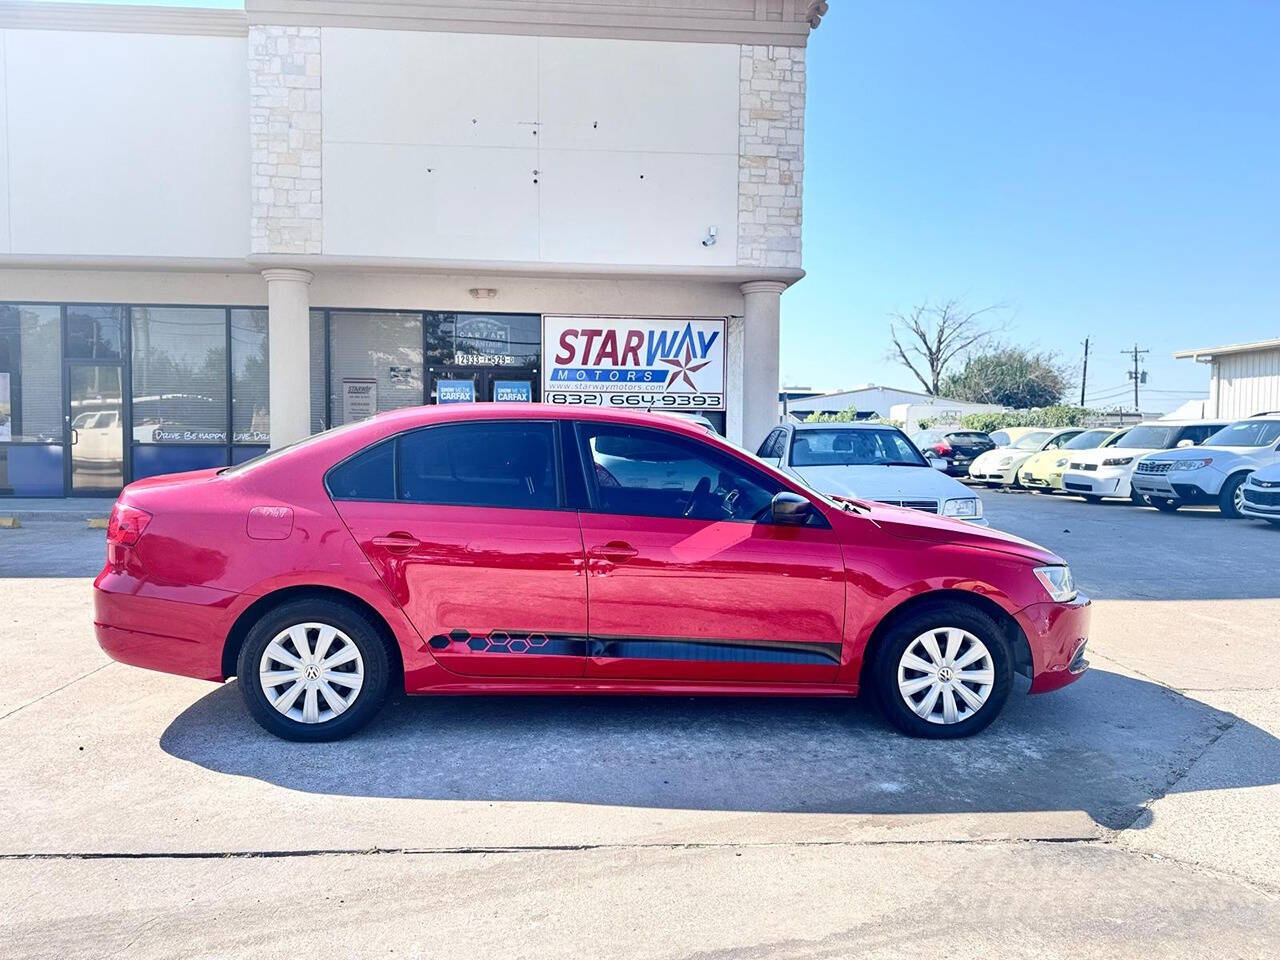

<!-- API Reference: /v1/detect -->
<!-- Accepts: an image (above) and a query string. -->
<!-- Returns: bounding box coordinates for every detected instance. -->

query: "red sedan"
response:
[94,405,1090,741]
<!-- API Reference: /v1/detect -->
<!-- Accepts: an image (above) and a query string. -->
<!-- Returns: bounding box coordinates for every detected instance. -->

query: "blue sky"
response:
[34,1,1280,411]
[791,1,1279,410]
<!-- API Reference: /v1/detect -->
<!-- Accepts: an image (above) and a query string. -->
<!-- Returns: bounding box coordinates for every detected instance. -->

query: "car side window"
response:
[1178,425,1214,445]
[579,423,785,523]
[327,439,395,501]
[397,421,559,509]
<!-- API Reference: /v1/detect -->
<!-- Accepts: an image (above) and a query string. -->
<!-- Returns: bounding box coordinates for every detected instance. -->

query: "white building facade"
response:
[0,0,826,497]
[1174,339,1280,420]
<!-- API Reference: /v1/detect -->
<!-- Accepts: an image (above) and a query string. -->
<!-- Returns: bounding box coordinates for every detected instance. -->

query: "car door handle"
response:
[371,533,420,553]
[589,541,638,563]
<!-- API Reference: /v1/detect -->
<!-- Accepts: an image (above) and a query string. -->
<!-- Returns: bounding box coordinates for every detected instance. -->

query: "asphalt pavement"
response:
[1,489,1277,958]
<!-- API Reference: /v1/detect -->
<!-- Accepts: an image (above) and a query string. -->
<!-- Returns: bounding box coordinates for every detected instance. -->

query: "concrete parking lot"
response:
[2,491,1278,958]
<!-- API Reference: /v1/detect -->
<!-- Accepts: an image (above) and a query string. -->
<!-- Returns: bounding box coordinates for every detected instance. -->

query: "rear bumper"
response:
[1016,595,1092,695]
[94,568,236,682]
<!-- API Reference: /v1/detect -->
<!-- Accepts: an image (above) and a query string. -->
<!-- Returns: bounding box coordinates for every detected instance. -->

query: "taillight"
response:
[933,442,953,456]
[106,502,152,546]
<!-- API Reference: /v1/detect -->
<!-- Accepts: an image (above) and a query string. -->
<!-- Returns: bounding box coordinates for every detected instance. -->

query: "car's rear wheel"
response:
[1218,474,1247,518]
[871,604,1014,739]
[237,598,390,742]
[1082,494,1103,504]
[1153,498,1179,513]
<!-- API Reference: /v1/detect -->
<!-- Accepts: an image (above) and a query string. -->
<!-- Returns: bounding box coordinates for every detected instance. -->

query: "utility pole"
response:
[1079,337,1090,407]
[1122,343,1150,412]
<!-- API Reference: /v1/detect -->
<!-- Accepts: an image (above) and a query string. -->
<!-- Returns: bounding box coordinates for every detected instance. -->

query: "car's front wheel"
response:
[1153,498,1180,513]
[237,598,391,742]
[871,604,1014,739]
[1218,474,1247,518]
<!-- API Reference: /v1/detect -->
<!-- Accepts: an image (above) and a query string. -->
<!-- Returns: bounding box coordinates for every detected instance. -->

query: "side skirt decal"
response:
[426,629,840,665]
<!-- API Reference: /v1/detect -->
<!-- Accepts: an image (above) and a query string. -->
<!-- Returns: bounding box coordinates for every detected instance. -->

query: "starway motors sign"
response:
[542,316,726,411]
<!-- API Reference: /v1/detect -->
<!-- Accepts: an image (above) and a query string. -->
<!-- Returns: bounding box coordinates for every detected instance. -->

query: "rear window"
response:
[327,439,395,500]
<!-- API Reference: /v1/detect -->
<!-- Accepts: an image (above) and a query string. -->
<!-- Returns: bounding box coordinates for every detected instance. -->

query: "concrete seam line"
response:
[0,837,1103,861]
[0,662,114,723]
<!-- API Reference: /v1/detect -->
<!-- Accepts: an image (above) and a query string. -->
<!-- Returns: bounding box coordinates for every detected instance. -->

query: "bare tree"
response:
[887,299,1003,395]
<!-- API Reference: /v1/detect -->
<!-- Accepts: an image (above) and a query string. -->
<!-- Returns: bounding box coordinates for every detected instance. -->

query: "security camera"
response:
[702,225,718,247]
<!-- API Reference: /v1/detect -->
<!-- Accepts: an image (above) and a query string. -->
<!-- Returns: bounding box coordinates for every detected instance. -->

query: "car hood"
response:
[1069,447,1162,465]
[1143,445,1264,465]
[839,498,1062,565]
[1248,461,1280,482]
[972,448,1032,468]
[790,464,973,502]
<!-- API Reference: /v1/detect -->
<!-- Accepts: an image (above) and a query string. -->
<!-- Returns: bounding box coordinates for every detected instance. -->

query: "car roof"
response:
[349,402,711,438]
[1133,419,1228,426]
[791,421,902,431]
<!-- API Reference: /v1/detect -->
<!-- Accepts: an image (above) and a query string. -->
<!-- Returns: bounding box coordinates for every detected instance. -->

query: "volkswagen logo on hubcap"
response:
[304,664,320,681]
[937,666,954,683]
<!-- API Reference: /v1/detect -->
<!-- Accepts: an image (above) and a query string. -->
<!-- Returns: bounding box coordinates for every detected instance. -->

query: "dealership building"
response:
[0,0,825,497]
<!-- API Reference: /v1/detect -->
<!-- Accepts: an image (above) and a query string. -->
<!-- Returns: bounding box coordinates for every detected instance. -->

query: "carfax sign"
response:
[541,316,726,411]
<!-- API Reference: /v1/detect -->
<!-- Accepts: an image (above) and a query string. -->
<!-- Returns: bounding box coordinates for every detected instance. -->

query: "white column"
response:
[262,268,313,448]
[739,280,786,451]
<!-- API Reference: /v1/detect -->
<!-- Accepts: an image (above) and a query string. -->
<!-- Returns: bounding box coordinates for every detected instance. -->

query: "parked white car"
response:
[1239,460,1280,526]
[1062,419,1228,503]
[1131,415,1280,516]
[757,422,986,523]
[967,428,1084,487]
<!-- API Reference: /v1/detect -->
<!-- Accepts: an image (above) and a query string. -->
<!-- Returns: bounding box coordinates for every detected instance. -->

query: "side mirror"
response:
[928,457,948,471]
[1177,438,1196,448]
[770,491,813,525]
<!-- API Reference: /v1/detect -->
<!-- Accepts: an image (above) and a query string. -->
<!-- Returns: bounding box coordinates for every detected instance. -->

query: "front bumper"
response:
[1240,484,1280,520]
[969,464,1019,483]
[1062,467,1131,498]
[1016,594,1092,695]
[1131,468,1221,504]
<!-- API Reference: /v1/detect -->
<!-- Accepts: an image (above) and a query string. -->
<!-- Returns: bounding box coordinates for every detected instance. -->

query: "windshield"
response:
[1012,431,1053,450]
[1064,429,1113,450]
[1114,425,1178,449]
[1204,420,1280,448]
[791,428,927,467]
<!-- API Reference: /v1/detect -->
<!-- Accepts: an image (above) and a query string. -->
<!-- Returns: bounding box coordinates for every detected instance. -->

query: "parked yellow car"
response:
[1019,427,1130,491]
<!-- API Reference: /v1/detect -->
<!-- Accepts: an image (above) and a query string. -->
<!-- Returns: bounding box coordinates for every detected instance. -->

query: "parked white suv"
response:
[757,422,986,523]
[1131,415,1280,516]
[1239,461,1280,526]
[1062,419,1227,503]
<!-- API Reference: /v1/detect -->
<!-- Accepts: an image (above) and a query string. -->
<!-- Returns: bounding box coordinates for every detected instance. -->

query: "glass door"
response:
[427,366,540,405]
[66,363,125,495]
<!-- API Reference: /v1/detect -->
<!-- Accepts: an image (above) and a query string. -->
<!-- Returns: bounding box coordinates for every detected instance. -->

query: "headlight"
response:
[1034,565,1077,603]
[997,457,1014,467]
[1102,457,1134,466]
[1171,458,1213,470]
[1054,458,1068,468]
[943,497,982,518]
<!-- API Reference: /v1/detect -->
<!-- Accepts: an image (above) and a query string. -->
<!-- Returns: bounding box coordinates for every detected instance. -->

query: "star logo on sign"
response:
[659,344,711,392]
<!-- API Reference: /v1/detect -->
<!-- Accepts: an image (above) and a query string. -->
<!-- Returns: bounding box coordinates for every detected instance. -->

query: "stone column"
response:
[739,280,786,451]
[263,268,314,448]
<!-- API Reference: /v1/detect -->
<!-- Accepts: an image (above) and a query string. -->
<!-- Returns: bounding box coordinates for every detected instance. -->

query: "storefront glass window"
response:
[329,311,423,427]
[433,313,540,368]
[231,309,269,444]
[131,307,228,443]
[65,305,124,360]
[310,310,327,433]
[0,304,64,495]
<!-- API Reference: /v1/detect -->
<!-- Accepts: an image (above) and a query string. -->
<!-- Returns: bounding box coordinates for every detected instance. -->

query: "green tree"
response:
[940,346,1069,409]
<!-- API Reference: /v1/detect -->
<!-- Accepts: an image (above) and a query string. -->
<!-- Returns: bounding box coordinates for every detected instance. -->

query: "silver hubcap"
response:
[1234,484,1245,511]
[259,623,364,725]
[897,627,995,725]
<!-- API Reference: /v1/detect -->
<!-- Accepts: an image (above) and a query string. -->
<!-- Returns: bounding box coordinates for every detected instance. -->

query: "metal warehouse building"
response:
[1175,338,1280,420]
[0,0,827,497]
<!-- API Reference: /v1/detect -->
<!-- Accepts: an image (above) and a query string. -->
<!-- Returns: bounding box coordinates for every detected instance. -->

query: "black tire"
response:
[1082,494,1103,504]
[1153,498,1179,513]
[1268,520,1280,528]
[237,597,391,742]
[1218,474,1247,518]
[870,603,1014,739]
[1130,491,1148,506]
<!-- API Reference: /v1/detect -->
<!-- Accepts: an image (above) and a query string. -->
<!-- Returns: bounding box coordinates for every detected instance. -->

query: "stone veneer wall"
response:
[737,44,805,270]
[248,25,323,255]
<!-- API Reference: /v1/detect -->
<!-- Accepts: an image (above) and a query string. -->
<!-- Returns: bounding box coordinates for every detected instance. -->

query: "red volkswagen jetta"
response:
[94,406,1089,741]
